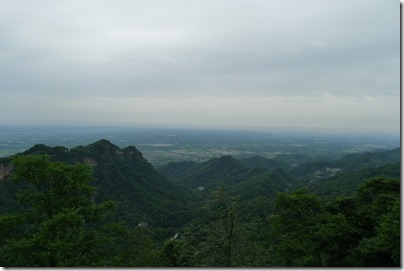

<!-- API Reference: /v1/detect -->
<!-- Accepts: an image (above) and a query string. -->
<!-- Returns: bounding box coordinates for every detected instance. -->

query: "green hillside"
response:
[0,140,197,230]
[159,155,249,189]
[306,162,400,197]
[158,147,400,201]
[291,147,400,178]
[239,156,291,171]
[0,141,400,267]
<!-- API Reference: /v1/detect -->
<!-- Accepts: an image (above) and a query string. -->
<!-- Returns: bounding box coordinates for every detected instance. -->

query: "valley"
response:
[0,126,400,267]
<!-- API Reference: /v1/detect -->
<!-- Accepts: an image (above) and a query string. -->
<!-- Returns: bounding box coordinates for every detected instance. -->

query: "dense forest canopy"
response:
[0,140,400,267]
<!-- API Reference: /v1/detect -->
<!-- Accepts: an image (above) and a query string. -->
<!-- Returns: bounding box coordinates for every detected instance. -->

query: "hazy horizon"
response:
[0,123,399,164]
[0,0,400,134]
[0,123,400,140]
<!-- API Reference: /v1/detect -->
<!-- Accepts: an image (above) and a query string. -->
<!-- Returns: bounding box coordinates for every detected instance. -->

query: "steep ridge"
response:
[3,143,398,229]
[158,160,200,181]
[230,167,295,199]
[0,140,196,229]
[158,147,400,200]
[273,153,312,165]
[159,155,298,198]
[158,155,298,222]
[239,156,291,171]
[160,155,250,188]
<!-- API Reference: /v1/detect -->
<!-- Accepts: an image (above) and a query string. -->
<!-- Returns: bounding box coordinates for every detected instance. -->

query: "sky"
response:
[0,0,400,134]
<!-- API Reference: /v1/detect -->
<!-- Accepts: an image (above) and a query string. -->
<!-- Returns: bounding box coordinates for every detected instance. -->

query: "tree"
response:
[0,155,115,267]
[267,189,325,267]
[160,187,266,267]
[267,178,400,268]
[344,177,400,267]
[205,187,238,266]
[375,198,400,265]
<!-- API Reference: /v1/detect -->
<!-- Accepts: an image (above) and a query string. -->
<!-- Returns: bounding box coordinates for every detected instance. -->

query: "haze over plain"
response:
[0,0,399,134]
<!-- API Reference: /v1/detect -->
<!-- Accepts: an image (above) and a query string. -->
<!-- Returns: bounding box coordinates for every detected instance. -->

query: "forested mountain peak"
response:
[22,144,68,156]
[86,138,117,149]
[158,155,248,188]
[240,156,291,171]
[0,139,400,267]
[0,140,195,231]
[209,155,240,168]
[82,139,122,155]
[274,153,312,165]
[80,139,145,162]
[123,145,144,157]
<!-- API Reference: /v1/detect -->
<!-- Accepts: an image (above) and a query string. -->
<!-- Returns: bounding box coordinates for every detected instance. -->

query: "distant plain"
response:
[0,125,399,167]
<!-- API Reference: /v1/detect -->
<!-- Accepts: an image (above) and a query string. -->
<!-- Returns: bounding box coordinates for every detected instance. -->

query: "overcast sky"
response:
[0,0,400,134]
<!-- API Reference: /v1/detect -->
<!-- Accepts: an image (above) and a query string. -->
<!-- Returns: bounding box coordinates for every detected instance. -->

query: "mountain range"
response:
[0,140,400,233]
[0,140,196,233]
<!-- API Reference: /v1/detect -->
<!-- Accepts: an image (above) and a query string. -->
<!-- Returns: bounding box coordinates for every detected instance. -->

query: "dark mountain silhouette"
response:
[0,140,196,230]
[1,141,399,232]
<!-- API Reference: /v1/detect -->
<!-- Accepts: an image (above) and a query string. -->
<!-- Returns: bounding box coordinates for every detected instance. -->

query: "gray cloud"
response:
[0,0,399,133]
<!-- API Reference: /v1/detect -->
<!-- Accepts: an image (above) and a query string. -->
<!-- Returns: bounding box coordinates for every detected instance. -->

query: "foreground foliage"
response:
[264,177,400,267]
[0,153,400,267]
[159,178,400,267]
[0,155,117,266]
